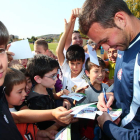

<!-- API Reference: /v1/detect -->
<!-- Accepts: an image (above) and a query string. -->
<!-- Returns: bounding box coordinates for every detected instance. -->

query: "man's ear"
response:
[114,11,127,29]
[85,70,90,77]
[34,75,42,84]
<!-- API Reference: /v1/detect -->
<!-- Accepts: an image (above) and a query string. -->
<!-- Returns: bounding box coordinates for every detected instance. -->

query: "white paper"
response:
[71,103,97,115]
[71,103,122,121]
[61,93,85,101]
[87,44,99,66]
[9,39,33,60]
[74,106,97,119]
[55,125,71,140]
[55,128,67,140]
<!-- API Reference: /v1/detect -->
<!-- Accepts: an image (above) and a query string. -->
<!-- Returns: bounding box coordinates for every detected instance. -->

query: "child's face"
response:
[34,45,48,56]
[19,59,28,67]
[6,82,27,107]
[108,48,117,63]
[72,33,83,46]
[40,68,58,88]
[86,66,105,85]
[25,77,32,94]
[68,60,84,77]
[0,45,8,86]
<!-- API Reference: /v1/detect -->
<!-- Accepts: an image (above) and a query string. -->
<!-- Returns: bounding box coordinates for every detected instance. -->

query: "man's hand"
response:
[36,129,58,140]
[97,112,112,129]
[97,92,114,111]
[52,107,72,124]
[63,99,71,110]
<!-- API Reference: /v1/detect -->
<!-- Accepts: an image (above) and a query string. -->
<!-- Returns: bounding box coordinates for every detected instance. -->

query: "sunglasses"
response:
[44,73,57,80]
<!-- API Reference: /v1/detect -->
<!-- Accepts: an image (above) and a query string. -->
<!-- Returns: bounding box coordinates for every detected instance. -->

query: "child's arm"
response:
[11,107,72,124]
[56,18,74,66]
[64,9,77,51]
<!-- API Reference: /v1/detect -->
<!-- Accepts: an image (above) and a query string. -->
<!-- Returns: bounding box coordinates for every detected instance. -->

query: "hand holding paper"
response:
[70,103,122,121]
[8,39,33,60]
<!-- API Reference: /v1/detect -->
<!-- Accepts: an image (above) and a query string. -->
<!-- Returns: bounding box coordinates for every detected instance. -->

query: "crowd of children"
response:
[1,0,139,139]
[0,9,117,140]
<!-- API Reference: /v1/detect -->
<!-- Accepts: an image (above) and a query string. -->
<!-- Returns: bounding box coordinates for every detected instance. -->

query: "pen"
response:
[103,88,109,113]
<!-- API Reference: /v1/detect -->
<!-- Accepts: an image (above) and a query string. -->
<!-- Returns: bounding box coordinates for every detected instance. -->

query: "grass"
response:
[30,43,58,55]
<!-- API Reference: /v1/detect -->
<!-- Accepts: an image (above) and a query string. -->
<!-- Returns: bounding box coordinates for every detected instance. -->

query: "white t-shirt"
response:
[61,59,89,93]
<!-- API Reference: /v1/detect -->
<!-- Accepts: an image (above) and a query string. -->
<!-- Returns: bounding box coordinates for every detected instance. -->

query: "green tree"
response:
[124,0,140,18]
[78,29,89,39]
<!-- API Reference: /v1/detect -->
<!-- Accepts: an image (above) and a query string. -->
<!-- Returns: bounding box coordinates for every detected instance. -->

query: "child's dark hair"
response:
[0,21,9,47]
[72,30,80,34]
[85,57,106,72]
[66,45,85,62]
[27,54,59,84]
[3,68,26,96]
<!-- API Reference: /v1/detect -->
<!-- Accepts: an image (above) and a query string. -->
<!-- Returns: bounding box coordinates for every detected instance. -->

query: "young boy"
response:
[104,48,118,86]
[4,68,58,139]
[34,39,50,56]
[107,48,117,79]
[56,19,89,93]
[79,57,109,104]
[64,10,89,69]
[26,54,70,129]
[34,39,62,93]
[10,64,32,95]
[18,59,28,68]
[0,21,72,140]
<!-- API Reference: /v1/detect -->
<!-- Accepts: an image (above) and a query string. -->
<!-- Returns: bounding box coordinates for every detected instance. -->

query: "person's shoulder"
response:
[85,86,93,94]
[27,88,43,101]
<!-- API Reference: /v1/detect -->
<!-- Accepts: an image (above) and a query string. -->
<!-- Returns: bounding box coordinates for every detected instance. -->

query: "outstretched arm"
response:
[56,19,74,66]
[64,8,81,51]
[11,107,72,124]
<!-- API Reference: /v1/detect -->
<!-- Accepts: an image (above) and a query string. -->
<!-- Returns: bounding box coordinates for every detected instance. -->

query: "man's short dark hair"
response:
[34,39,48,51]
[66,45,85,62]
[3,68,26,96]
[79,0,133,35]
[0,21,9,47]
[85,57,106,72]
[27,54,59,84]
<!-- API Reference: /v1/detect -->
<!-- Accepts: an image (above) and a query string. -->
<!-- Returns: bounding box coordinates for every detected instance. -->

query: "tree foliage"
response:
[78,29,89,39]
[124,0,140,18]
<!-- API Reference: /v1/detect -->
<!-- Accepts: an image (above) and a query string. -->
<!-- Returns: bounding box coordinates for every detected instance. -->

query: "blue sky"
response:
[0,0,86,39]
